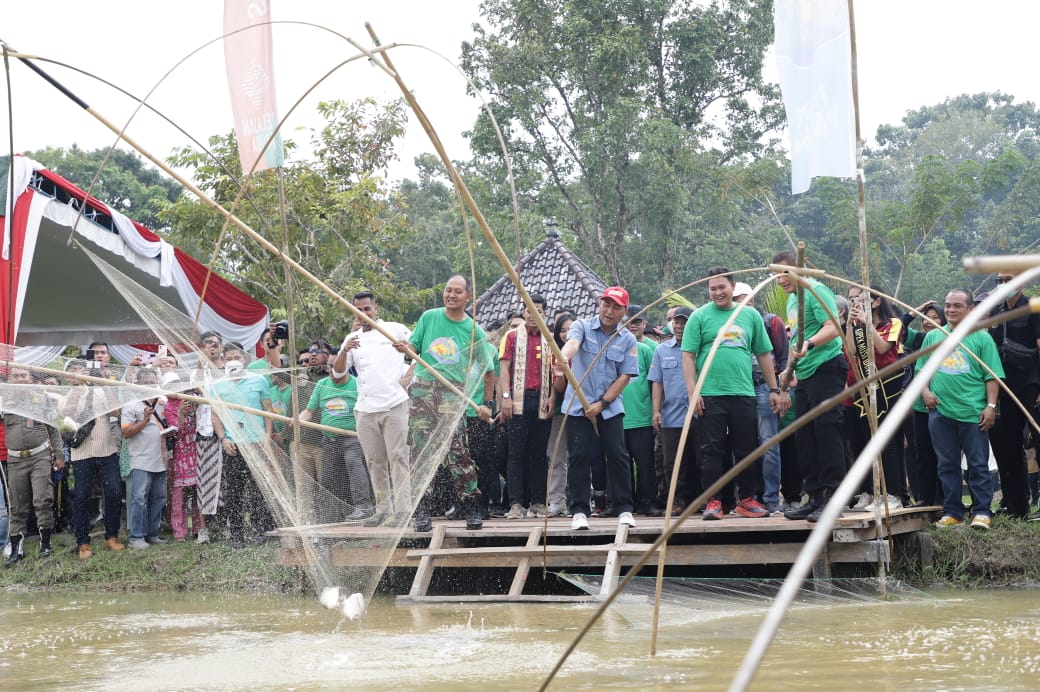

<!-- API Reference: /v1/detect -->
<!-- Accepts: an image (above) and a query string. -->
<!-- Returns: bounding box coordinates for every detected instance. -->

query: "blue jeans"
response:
[71,454,123,546]
[755,383,782,505]
[129,468,167,541]
[928,411,993,520]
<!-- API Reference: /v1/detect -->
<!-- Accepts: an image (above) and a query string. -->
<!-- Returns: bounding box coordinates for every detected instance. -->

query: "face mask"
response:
[225,360,244,377]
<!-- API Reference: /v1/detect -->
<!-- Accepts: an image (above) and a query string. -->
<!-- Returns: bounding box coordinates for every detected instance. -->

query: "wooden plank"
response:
[396,594,601,605]
[508,526,545,597]
[599,524,630,596]
[278,546,414,568]
[408,524,446,598]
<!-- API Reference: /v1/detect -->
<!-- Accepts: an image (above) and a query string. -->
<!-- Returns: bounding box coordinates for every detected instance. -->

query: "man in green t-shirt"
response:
[771,251,847,523]
[301,371,374,524]
[682,268,785,520]
[916,288,1004,530]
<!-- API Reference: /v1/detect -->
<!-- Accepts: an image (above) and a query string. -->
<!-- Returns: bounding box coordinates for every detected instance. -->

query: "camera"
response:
[271,320,289,341]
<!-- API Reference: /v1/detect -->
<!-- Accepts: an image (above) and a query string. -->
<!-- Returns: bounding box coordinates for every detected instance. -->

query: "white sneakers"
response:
[195,528,210,544]
[864,494,903,513]
[571,512,589,530]
[618,512,636,528]
[851,493,872,510]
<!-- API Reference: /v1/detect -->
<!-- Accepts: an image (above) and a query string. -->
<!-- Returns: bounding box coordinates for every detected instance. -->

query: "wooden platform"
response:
[274,506,939,604]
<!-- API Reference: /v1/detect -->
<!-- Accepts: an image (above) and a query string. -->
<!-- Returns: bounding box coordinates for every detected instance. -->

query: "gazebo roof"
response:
[474,228,607,328]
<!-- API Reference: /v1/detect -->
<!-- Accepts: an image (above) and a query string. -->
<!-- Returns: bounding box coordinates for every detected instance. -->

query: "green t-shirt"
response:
[785,279,841,379]
[409,308,496,415]
[269,384,292,435]
[681,302,771,397]
[622,340,655,429]
[306,376,359,435]
[916,329,1004,424]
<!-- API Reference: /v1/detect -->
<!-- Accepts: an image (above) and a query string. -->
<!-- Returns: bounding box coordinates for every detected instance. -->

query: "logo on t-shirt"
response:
[720,324,748,349]
[938,349,970,375]
[428,336,460,365]
[324,397,351,418]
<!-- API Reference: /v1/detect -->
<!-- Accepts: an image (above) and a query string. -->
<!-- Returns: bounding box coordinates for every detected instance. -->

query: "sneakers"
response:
[146,536,168,545]
[735,497,769,518]
[863,494,903,513]
[104,537,125,552]
[934,515,963,528]
[504,503,526,519]
[702,499,723,520]
[129,538,150,550]
[970,514,992,530]
[78,544,93,560]
[851,493,872,510]
[571,512,589,530]
[195,528,210,544]
[547,501,568,518]
[784,498,818,520]
[527,503,549,518]
[618,511,636,528]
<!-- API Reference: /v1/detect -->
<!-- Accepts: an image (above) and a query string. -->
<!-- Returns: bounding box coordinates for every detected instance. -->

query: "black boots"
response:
[39,529,52,558]
[413,500,432,533]
[464,498,483,531]
[6,534,24,567]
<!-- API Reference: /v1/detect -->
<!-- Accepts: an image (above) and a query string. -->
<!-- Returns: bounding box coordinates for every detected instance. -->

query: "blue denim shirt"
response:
[648,338,688,428]
[562,316,639,420]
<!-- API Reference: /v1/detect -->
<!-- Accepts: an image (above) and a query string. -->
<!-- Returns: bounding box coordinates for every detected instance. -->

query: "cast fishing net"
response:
[0,242,492,618]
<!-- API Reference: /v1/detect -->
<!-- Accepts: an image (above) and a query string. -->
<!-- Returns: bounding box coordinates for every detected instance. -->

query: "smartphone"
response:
[158,345,168,359]
[85,348,95,361]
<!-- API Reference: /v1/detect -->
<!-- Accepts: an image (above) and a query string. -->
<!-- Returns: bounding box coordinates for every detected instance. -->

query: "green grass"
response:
[0,530,312,593]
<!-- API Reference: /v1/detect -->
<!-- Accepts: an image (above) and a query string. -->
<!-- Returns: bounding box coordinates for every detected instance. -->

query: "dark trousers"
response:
[659,426,700,506]
[467,417,500,509]
[566,414,633,515]
[989,383,1037,517]
[794,355,849,498]
[779,421,802,503]
[700,396,760,501]
[845,399,908,502]
[505,392,551,506]
[71,454,121,546]
[913,410,941,505]
[624,426,656,509]
[319,435,374,523]
[223,448,274,537]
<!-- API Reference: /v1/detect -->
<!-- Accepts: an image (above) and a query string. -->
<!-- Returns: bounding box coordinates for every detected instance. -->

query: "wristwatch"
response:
[806,339,815,350]
[986,402,998,410]
[769,387,781,394]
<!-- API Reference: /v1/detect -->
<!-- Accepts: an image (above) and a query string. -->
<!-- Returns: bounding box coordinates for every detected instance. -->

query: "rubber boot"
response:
[39,529,53,558]
[464,497,483,531]
[413,498,432,533]
[6,533,23,567]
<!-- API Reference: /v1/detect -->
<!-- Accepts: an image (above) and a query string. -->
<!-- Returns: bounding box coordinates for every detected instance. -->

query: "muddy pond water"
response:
[2,586,1039,690]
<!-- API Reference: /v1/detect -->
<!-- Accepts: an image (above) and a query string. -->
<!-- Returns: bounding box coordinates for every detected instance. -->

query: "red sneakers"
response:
[702,499,723,520]
[735,497,769,518]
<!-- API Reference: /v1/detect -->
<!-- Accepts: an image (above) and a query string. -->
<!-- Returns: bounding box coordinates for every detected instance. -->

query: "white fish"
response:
[318,586,341,610]
[342,592,365,621]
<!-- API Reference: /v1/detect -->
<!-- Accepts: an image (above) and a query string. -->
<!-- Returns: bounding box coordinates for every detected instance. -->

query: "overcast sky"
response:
[3,1,1039,184]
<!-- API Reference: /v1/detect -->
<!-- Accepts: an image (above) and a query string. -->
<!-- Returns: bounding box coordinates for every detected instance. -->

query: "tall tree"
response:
[462,0,783,289]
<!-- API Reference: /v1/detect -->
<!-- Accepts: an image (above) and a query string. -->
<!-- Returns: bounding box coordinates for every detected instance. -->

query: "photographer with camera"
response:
[121,368,170,549]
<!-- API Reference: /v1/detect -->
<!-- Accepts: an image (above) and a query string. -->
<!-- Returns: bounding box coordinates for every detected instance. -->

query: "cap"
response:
[673,306,693,320]
[733,282,753,298]
[626,304,646,321]
[160,371,181,387]
[601,286,629,308]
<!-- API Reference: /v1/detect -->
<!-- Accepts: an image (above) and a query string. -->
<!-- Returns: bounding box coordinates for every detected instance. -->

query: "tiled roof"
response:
[474,229,607,328]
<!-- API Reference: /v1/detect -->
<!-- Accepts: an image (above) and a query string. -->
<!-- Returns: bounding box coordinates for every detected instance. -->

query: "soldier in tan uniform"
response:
[4,367,63,565]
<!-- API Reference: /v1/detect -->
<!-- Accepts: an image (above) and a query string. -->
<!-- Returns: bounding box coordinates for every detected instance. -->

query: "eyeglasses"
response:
[995,277,1013,284]
[307,347,329,355]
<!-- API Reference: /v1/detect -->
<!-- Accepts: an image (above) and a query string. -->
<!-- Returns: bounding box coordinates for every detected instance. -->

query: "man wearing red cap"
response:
[559,286,640,530]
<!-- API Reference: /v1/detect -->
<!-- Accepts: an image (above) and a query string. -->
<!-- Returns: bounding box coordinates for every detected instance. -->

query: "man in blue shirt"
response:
[559,286,640,530]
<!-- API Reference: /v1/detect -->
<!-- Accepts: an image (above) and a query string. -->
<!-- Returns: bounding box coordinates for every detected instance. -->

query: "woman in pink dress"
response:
[164,381,203,541]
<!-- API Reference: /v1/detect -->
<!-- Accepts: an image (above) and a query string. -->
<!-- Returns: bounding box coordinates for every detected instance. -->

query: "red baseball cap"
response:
[601,286,629,308]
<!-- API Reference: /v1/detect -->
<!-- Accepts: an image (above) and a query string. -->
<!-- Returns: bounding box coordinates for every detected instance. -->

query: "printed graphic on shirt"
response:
[428,337,460,365]
[720,324,748,349]
[323,397,351,418]
[938,349,970,375]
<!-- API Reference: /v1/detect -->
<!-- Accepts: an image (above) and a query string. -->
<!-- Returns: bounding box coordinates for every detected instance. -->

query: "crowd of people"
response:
[1,259,1038,565]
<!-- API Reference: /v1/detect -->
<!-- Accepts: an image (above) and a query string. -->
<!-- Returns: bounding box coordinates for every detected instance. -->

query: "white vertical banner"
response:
[223,0,284,174]
[774,0,856,194]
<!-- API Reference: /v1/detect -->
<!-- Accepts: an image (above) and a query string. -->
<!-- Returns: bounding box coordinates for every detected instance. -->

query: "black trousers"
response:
[990,382,1037,517]
[699,396,760,501]
[794,355,848,498]
[224,448,274,536]
[566,413,633,515]
[505,391,551,506]
[624,426,656,509]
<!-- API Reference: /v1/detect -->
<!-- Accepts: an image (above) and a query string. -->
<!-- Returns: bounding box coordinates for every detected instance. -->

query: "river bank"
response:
[2,516,1039,593]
